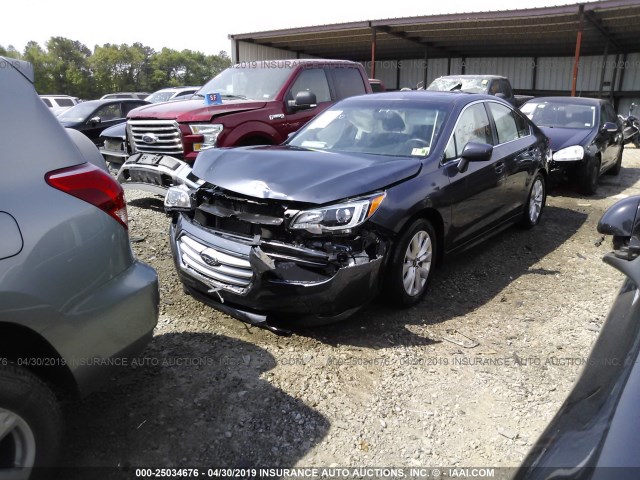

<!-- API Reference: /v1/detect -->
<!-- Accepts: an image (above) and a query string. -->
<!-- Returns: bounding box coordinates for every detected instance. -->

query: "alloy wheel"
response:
[0,408,36,469]
[529,178,544,224]
[402,230,433,296]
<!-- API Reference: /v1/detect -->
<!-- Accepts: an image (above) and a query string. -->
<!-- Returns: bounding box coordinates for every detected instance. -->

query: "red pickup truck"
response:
[116,59,371,194]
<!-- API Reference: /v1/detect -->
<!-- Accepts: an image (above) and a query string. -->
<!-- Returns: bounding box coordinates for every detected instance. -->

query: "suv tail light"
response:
[45,163,128,229]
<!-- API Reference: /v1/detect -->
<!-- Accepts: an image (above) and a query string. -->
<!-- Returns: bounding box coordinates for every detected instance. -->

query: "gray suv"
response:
[0,58,159,474]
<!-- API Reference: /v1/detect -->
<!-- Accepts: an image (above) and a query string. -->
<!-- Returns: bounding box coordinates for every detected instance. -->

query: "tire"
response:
[579,156,600,196]
[519,174,546,229]
[385,218,437,308]
[0,364,63,471]
[606,145,623,176]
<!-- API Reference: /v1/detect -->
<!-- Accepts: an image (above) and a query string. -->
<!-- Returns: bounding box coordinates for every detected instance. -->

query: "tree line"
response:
[0,37,232,99]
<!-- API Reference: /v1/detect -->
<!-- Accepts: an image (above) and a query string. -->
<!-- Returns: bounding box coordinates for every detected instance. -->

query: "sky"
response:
[3,0,599,57]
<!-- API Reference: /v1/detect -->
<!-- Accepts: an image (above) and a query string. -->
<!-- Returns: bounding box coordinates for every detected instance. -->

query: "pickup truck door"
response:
[285,68,334,134]
[444,102,508,248]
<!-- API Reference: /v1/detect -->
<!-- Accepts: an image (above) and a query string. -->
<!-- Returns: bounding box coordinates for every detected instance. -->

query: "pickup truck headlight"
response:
[289,193,386,234]
[189,124,223,151]
[553,145,584,162]
[164,185,193,212]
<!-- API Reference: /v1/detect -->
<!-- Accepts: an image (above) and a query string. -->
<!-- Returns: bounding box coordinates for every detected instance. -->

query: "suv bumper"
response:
[41,260,159,396]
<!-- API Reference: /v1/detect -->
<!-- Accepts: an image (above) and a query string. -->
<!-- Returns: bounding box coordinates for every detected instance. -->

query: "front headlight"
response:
[553,145,584,162]
[289,193,386,234]
[164,184,193,212]
[189,123,223,151]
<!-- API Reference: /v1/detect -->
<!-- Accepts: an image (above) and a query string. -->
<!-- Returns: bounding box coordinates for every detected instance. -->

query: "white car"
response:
[145,86,200,103]
[40,95,80,116]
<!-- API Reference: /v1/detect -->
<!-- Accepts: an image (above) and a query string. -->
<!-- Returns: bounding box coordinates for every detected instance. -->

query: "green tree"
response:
[45,37,92,97]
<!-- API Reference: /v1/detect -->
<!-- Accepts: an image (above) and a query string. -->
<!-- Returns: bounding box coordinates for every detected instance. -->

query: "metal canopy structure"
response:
[230,0,640,61]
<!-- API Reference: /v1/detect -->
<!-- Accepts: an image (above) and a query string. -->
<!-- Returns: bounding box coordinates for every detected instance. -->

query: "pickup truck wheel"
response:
[579,156,600,196]
[385,219,437,308]
[519,174,546,229]
[0,364,63,470]
[606,145,623,176]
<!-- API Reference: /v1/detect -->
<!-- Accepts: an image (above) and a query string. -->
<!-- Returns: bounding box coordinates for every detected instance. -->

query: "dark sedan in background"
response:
[57,98,148,145]
[521,97,623,195]
[164,92,549,330]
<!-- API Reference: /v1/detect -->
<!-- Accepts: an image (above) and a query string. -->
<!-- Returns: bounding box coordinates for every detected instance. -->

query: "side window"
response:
[331,68,367,100]
[56,98,74,107]
[488,103,519,144]
[514,111,531,137]
[605,104,619,125]
[444,103,492,160]
[94,104,122,121]
[289,69,331,103]
[41,98,52,107]
[122,102,142,115]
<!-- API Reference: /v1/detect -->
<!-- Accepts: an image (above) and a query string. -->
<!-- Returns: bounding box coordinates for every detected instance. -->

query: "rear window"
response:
[55,98,75,107]
[331,68,366,100]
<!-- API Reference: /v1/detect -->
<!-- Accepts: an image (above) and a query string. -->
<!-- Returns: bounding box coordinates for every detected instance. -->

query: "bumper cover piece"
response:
[117,153,199,195]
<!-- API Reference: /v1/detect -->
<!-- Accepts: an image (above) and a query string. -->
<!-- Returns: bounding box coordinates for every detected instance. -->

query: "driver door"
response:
[285,68,333,135]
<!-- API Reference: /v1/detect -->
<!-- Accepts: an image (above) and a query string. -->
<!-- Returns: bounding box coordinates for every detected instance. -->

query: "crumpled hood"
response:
[540,126,592,152]
[192,146,422,204]
[127,98,266,122]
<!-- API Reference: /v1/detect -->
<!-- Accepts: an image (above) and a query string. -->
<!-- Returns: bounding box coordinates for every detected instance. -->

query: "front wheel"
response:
[0,365,63,471]
[579,156,600,196]
[519,174,546,229]
[385,219,437,308]
[606,145,623,176]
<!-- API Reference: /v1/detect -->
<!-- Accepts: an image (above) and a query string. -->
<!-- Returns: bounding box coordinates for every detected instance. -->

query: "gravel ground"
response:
[58,149,640,472]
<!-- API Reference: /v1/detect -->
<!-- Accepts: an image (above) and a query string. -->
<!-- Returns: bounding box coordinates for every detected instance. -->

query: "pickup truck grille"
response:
[128,120,183,156]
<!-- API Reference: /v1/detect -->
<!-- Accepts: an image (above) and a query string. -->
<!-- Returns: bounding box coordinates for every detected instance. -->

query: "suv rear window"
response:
[41,98,52,107]
[331,68,366,100]
[56,98,75,107]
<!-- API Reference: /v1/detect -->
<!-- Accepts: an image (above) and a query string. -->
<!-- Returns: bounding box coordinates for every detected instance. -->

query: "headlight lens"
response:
[189,123,223,151]
[553,145,584,162]
[289,193,386,234]
[164,185,193,211]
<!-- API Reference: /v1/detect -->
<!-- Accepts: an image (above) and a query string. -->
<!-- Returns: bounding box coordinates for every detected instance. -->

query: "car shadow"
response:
[55,332,329,477]
[297,206,587,349]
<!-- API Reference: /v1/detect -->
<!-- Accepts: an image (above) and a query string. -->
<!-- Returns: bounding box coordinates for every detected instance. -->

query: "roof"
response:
[230,0,640,60]
[233,59,361,66]
[343,90,500,105]
[434,75,507,80]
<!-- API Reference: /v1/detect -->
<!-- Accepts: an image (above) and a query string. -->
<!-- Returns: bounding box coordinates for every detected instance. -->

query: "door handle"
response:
[494,161,505,174]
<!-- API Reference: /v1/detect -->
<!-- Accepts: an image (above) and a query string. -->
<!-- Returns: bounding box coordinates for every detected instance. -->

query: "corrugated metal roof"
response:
[230,0,640,60]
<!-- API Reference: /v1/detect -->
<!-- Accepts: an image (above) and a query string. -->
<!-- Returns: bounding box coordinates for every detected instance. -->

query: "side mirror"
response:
[457,142,493,172]
[89,116,101,126]
[598,196,640,263]
[287,91,317,112]
[630,103,637,116]
[603,121,618,134]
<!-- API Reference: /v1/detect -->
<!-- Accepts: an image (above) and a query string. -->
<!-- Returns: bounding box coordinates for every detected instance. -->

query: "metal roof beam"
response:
[584,10,626,52]
[375,26,461,58]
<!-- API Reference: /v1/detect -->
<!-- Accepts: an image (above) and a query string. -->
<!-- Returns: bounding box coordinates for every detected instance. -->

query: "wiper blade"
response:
[221,94,248,100]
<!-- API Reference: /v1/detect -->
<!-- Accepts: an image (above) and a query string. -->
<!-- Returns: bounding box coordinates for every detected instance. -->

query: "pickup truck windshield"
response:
[427,78,487,93]
[196,65,294,101]
[288,102,451,158]
[521,101,596,129]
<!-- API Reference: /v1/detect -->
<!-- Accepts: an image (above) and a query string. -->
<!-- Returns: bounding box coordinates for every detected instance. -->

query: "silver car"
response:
[0,58,159,474]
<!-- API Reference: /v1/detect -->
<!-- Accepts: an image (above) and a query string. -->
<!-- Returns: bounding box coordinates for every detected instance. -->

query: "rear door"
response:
[443,101,508,247]
[486,101,540,218]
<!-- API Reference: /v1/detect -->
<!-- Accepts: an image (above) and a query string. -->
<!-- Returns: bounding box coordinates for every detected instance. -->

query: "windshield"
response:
[288,102,451,158]
[196,65,294,101]
[58,103,96,122]
[427,77,488,94]
[521,101,596,129]
[146,91,175,103]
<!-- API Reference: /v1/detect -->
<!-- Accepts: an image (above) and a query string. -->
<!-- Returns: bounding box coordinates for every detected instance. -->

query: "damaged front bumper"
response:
[117,153,199,195]
[169,214,386,326]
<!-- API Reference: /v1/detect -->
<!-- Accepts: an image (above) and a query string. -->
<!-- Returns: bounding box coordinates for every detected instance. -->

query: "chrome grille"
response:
[177,234,253,293]
[128,119,183,156]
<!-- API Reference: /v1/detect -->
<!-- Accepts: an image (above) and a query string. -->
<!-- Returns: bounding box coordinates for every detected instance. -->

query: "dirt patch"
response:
[58,149,640,472]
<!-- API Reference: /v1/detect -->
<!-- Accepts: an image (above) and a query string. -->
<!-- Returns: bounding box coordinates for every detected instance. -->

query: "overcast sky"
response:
[3,0,598,56]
